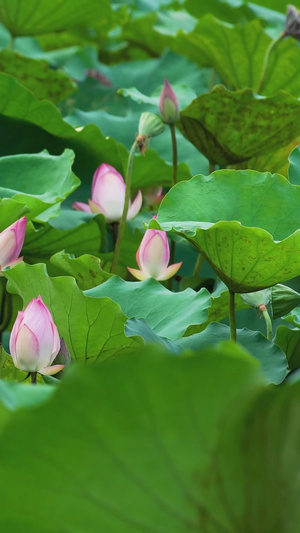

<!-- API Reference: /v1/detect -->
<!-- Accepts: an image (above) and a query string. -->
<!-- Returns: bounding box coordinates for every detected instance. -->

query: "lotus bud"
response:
[159,79,180,124]
[127,216,182,281]
[73,163,142,223]
[0,217,27,272]
[136,112,165,154]
[283,5,300,39]
[10,296,63,376]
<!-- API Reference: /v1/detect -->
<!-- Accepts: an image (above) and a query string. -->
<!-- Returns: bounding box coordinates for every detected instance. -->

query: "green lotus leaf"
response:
[86,277,211,340]
[0,149,79,220]
[50,251,112,290]
[177,86,300,165]
[275,326,300,371]
[152,170,300,292]
[0,0,113,36]
[3,263,142,362]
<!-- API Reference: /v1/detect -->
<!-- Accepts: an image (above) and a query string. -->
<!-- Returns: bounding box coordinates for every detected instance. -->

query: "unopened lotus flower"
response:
[73,163,142,223]
[0,217,27,272]
[159,79,180,124]
[10,296,64,376]
[127,218,182,281]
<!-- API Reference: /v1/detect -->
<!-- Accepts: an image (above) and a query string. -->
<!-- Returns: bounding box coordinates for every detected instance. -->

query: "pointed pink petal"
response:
[139,232,170,278]
[127,190,143,220]
[92,165,125,223]
[9,310,24,360]
[157,262,182,281]
[14,324,40,371]
[88,199,106,216]
[127,267,149,281]
[72,202,91,213]
[39,365,65,376]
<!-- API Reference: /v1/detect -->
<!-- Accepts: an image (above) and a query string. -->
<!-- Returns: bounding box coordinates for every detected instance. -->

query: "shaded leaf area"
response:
[229,137,299,178]
[86,277,211,340]
[0,344,265,531]
[23,211,107,274]
[288,145,300,185]
[125,320,287,385]
[175,18,268,88]
[178,86,300,165]
[0,374,55,411]
[0,198,29,232]
[203,379,300,532]
[0,73,191,201]
[275,326,300,371]
[0,346,298,531]
[3,263,142,362]
[0,49,76,103]
[0,149,79,220]
[152,171,300,292]
[0,0,114,36]
[185,290,249,335]
[50,251,112,290]
[271,284,300,319]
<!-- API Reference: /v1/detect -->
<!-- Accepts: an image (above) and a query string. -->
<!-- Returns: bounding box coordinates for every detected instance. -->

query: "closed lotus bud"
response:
[159,79,180,124]
[284,5,300,39]
[143,186,164,207]
[10,296,63,376]
[0,217,27,272]
[73,163,142,223]
[127,217,182,281]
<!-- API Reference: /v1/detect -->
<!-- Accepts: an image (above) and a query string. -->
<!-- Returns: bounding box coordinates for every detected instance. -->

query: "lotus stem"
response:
[229,290,236,341]
[257,33,283,94]
[31,372,37,385]
[111,140,137,274]
[259,304,273,342]
[169,123,178,186]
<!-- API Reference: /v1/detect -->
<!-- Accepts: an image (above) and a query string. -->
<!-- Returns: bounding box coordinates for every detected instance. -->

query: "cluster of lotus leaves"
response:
[150,170,300,293]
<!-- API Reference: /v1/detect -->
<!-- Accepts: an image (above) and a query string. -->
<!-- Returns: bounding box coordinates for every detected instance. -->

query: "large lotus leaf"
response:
[0,73,192,199]
[174,17,268,87]
[0,149,79,220]
[86,277,211,340]
[0,343,268,531]
[0,198,28,231]
[3,263,142,362]
[23,211,106,272]
[151,170,300,292]
[275,326,300,371]
[288,145,300,185]
[203,377,300,532]
[50,251,112,290]
[185,289,249,335]
[125,320,287,385]
[177,86,300,165]
[0,0,113,36]
[0,49,76,103]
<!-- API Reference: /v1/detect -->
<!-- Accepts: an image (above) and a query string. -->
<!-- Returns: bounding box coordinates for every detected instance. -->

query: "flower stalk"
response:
[111,140,137,274]
[229,290,236,341]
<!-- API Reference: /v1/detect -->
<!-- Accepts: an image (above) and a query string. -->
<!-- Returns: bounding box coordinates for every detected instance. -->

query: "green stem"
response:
[260,305,273,342]
[209,69,216,92]
[229,290,236,342]
[31,372,37,385]
[209,161,215,174]
[169,124,178,186]
[257,33,283,94]
[111,140,137,274]
[193,253,204,278]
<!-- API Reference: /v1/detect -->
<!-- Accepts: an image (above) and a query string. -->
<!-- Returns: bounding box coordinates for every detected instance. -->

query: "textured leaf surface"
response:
[152,170,300,292]
[178,86,300,164]
[86,277,211,340]
[0,149,78,219]
[3,263,141,362]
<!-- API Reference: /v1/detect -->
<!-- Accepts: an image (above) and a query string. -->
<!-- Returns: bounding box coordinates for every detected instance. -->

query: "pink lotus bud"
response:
[0,217,27,272]
[127,217,182,281]
[73,163,142,223]
[159,79,180,124]
[10,296,63,376]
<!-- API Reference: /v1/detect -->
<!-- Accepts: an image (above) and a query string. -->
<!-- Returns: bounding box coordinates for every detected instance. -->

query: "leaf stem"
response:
[111,140,137,274]
[257,33,283,94]
[229,290,236,341]
[193,253,204,278]
[169,124,178,186]
[259,304,273,341]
